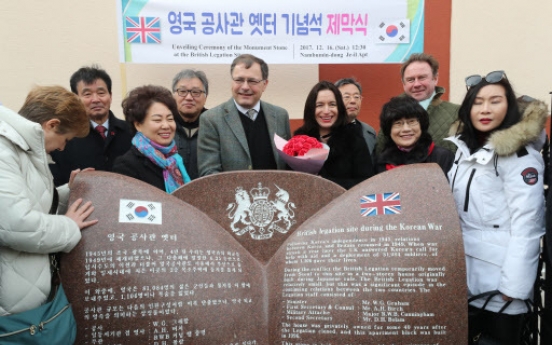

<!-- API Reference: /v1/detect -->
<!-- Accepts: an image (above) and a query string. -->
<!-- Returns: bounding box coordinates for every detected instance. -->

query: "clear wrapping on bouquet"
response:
[274,134,329,174]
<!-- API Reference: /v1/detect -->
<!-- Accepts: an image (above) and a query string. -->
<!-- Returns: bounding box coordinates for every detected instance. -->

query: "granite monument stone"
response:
[61,165,466,344]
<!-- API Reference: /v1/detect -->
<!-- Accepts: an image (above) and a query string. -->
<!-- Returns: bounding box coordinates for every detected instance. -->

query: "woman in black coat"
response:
[294,81,374,189]
[376,96,453,176]
[113,85,191,192]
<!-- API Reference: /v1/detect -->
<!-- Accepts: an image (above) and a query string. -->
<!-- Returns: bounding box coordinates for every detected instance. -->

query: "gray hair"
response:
[171,69,209,95]
[335,78,362,93]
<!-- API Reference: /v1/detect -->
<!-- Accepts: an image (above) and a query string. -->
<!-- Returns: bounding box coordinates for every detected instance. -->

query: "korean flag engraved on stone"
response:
[119,199,163,224]
[227,183,296,240]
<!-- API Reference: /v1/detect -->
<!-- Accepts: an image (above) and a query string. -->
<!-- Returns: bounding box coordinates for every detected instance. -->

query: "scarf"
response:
[132,132,191,193]
[386,142,435,171]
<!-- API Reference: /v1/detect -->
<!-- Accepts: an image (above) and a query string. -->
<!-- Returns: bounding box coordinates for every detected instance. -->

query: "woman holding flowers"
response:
[293,81,374,189]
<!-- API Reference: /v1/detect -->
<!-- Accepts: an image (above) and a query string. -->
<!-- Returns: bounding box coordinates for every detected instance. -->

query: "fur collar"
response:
[449,100,548,156]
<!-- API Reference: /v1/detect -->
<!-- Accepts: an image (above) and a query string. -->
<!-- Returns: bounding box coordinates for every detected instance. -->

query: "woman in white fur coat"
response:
[0,86,97,318]
[447,71,547,345]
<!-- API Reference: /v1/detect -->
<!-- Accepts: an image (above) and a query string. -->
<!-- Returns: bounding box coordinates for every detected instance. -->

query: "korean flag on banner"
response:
[119,199,162,225]
[376,19,410,44]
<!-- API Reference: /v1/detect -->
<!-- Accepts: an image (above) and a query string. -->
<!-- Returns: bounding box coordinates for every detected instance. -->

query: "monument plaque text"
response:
[63,166,466,344]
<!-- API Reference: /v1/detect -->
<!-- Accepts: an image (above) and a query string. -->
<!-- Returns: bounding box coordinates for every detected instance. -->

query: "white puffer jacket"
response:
[0,106,81,316]
[447,101,548,314]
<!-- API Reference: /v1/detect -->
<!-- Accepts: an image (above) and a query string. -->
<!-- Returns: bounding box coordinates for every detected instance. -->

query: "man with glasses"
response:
[198,54,291,176]
[172,69,209,180]
[375,53,459,153]
[49,65,133,186]
[335,78,376,163]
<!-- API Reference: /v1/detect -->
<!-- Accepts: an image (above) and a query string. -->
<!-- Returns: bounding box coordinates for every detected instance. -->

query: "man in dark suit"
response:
[49,65,132,185]
[335,77,376,164]
[198,54,291,176]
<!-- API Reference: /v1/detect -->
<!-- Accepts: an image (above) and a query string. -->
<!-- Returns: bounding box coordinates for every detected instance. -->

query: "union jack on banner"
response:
[360,192,401,217]
[125,16,161,44]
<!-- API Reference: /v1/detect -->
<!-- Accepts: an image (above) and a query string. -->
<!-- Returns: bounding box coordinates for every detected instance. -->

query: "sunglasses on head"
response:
[465,70,507,90]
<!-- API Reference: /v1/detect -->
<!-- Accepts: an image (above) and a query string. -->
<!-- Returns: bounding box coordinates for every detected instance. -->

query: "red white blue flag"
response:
[360,192,401,217]
[125,16,161,44]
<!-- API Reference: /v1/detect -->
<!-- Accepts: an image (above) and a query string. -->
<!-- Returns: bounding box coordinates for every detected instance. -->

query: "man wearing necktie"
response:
[49,65,133,186]
[198,54,291,176]
[95,125,107,139]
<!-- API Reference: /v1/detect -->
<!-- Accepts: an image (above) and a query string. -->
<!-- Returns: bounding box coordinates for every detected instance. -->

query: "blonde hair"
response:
[19,85,89,137]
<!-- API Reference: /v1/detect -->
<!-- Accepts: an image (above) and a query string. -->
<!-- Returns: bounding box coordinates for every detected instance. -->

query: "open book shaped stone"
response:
[61,165,466,344]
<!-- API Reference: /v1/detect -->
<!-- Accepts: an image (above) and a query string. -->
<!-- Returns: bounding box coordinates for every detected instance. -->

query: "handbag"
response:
[468,290,531,345]
[0,253,77,345]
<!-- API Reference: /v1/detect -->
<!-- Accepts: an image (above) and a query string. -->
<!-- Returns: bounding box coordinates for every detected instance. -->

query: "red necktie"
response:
[95,125,107,139]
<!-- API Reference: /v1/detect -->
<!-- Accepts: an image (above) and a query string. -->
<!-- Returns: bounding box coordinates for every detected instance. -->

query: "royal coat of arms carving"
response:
[227,183,296,240]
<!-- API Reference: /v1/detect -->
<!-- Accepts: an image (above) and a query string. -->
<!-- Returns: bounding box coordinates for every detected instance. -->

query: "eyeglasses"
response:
[342,95,362,101]
[465,70,507,90]
[175,89,205,98]
[232,78,265,86]
[392,119,420,129]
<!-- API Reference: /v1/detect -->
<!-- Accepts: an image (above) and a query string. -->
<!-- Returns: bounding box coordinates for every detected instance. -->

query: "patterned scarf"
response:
[132,132,191,193]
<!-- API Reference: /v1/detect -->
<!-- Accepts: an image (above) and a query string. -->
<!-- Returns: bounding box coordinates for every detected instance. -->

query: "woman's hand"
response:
[65,198,98,230]
[69,168,95,189]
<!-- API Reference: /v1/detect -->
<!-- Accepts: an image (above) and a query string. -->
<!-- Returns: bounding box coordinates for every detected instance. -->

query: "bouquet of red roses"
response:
[282,135,323,156]
[274,134,329,174]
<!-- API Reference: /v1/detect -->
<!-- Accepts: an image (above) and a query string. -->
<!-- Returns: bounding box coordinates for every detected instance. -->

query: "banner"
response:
[118,0,424,64]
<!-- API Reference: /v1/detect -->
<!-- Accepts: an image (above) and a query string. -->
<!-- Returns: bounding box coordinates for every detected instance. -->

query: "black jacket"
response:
[112,146,165,191]
[376,136,454,176]
[319,126,374,189]
[173,108,207,180]
[49,111,133,186]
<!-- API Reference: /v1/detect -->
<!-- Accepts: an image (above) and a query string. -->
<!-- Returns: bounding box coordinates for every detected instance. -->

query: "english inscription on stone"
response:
[62,166,466,344]
[267,164,466,344]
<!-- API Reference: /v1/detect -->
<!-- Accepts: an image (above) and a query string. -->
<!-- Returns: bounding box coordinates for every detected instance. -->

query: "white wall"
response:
[0,1,123,110]
[450,0,552,110]
[0,1,315,120]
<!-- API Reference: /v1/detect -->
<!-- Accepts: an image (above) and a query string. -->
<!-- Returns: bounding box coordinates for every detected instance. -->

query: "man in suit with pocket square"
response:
[198,54,291,176]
